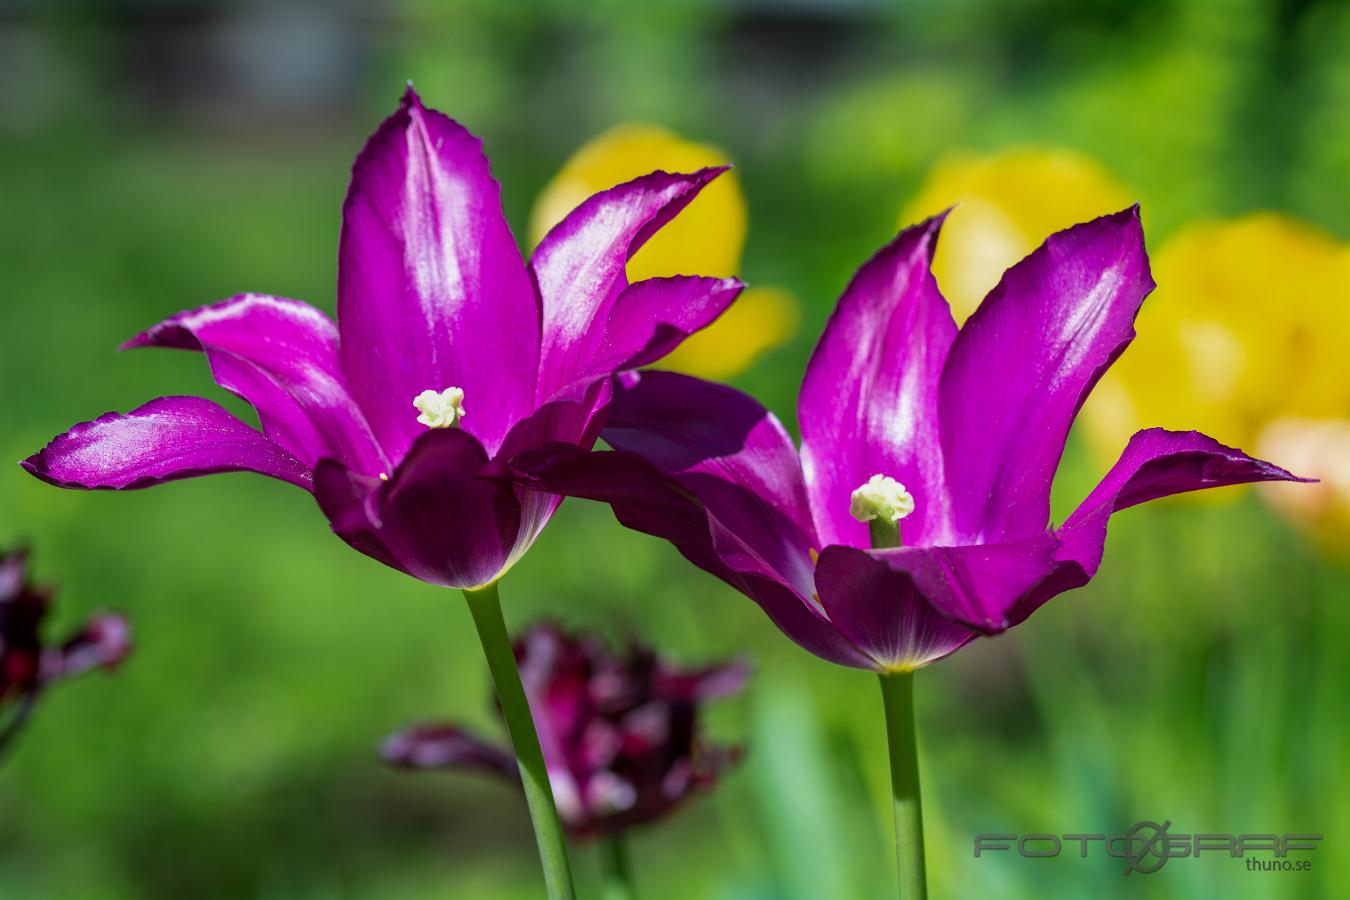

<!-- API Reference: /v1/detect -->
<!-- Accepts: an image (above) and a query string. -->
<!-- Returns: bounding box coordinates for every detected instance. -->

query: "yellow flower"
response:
[900,148,1133,323]
[530,124,796,380]
[1256,418,1350,559]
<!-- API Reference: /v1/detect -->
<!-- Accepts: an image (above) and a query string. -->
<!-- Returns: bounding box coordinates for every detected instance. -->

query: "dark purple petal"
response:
[123,294,387,475]
[656,658,750,703]
[380,722,517,779]
[532,169,727,399]
[314,428,520,589]
[517,445,875,670]
[51,613,132,680]
[1008,429,1310,626]
[497,378,613,565]
[604,371,817,547]
[592,276,745,376]
[338,87,539,462]
[799,215,958,548]
[22,396,311,491]
[813,546,976,669]
[939,207,1155,543]
[820,535,1060,635]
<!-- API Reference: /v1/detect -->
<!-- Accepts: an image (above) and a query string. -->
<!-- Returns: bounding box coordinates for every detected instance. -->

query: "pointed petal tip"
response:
[1133,427,1317,484]
[400,82,422,110]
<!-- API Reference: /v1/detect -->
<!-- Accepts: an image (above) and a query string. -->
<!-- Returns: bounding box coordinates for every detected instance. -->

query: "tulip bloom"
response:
[521,208,1306,897]
[21,88,741,900]
[22,89,741,592]
[383,622,745,839]
[0,547,130,760]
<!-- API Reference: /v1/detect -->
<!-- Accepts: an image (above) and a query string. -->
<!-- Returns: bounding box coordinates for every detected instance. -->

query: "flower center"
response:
[413,387,466,429]
[849,474,914,524]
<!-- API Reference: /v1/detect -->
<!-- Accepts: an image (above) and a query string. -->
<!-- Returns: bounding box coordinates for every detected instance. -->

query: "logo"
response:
[974,822,1322,876]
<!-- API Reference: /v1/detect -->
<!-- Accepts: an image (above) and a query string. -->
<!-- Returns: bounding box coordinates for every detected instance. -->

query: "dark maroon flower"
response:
[0,547,131,756]
[383,623,746,838]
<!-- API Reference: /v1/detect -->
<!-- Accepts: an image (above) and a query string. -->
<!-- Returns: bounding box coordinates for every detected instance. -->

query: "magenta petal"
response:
[813,546,976,669]
[532,168,727,399]
[799,215,957,548]
[820,535,1060,634]
[592,276,745,376]
[516,448,874,670]
[603,371,817,544]
[123,294,386,475]
[939,207,1155,543]
[338,88,539,462]
[1007,428,1312,625]
[21,396,311,490]
[497,377,613,564]
[314,428,520,589]
[54,613,132,679]
[381,722,517,779]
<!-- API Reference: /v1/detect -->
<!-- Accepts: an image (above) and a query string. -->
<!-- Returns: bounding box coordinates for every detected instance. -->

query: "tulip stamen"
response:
[413,387,466,429]
[849,474,914,549]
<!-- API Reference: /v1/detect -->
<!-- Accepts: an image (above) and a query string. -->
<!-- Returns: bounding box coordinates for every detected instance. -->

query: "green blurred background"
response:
[1,0,1347,897]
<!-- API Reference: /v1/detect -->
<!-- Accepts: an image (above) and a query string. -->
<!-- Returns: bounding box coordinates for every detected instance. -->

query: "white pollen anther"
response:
[413,387,466,429]
[849,474,915,524]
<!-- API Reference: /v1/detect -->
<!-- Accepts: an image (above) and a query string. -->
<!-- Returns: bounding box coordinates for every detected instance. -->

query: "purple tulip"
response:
[21,88,742,591]
[519,209,1309,672]
[382,622,746,839]
[0,547,131,757]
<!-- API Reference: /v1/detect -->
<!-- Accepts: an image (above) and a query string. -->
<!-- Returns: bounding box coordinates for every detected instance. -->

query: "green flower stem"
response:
[869,518,902,550]
[602,833,637,900]
[878,670,927,900]
[464,582,576,900]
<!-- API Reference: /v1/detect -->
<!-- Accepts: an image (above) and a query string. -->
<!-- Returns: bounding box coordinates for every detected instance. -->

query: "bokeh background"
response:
[2,0,1348,897]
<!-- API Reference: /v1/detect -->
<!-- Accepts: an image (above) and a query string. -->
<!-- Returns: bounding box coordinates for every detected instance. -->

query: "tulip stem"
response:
[602,834,637,900]
[465,582,576,900]
[878,670,927,900]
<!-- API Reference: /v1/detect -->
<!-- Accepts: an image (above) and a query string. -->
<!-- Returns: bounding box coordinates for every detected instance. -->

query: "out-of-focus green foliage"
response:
[1,1,1346,898]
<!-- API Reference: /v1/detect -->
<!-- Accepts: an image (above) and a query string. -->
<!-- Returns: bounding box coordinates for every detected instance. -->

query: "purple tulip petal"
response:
[381,722,518,779]
[497,377,613,567]
[813,546,976,669]
[516,444,875,670]
[939,207,1155,543]
[1005,429,1311,626]
[818,535,1058,637]
[123,294,387,475]
[592,276,745,376]
[314,428,520,589]
[532,169,727,399]
[604,371,817,545]
[338,88,539,462]
[53,613,132,679]
[799,215,957,548]
[656,658,751,703]
[22,396,311,490]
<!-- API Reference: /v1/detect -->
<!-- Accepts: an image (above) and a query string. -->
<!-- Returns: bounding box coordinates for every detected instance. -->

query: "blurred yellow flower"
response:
[1257,418,1350,558]
[900,148,1133,322]
[530,124,796,380]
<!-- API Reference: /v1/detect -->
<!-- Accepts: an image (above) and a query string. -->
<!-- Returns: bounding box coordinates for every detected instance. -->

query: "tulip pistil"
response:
[850,474,914,549]
[414,387,466,429]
